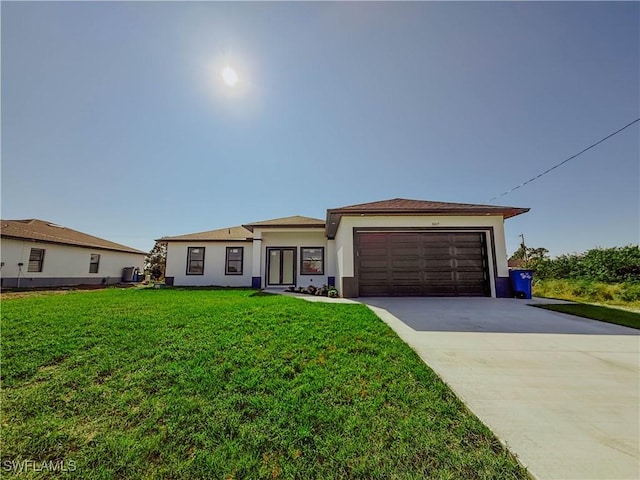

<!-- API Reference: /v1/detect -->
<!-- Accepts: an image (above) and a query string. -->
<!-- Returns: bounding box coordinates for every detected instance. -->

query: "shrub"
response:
[531,245,640,283]
[618,283,640,302]
[533,279,640,306]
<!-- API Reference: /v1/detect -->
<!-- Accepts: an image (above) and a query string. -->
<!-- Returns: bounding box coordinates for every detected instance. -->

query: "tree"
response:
[509,244,528,262]
[145,242,167,280]
[509,243,549,272]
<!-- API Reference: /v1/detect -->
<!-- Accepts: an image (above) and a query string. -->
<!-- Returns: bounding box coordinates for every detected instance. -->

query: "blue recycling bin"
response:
[509,269,534,299]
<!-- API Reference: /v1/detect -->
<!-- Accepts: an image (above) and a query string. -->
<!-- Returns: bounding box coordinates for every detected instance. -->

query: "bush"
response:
[533,279,640,306]
[532,245,640,283]
[618,283,640,302]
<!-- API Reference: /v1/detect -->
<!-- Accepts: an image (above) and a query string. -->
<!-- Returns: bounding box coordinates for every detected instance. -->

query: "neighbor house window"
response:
[186,247,205,275]
[225,247,244,275]
[301,247,324,275]
[89,254,100,273]
[28,248,45,272]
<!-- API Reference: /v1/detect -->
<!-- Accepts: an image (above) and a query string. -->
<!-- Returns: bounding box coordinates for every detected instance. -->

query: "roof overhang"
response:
[1,234,146,255]
[242,223,325,232]
[325,207,530,239]
[156,238,252,243]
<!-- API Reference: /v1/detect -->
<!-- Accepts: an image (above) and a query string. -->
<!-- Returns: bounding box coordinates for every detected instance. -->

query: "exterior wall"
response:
[165,242,253,287]
[326,239,336,287]
[333,215,509,298]
[0,238,144,288]
[256,229,330,289]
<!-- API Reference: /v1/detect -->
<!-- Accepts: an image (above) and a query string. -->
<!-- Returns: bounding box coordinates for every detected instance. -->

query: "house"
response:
[160,198,529,297]
[508,258,526,269]
[1,219,145,288]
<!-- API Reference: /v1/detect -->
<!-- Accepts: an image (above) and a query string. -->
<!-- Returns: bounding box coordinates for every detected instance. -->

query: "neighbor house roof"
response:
[0,219,145,254]
[242,215,325,231]
[508,258,525,268]
[159,216,325,242]
[159,225,254,242]
[326,198,530,238]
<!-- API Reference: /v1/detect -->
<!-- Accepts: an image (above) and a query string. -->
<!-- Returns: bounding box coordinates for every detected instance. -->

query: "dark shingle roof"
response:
[243,215,325,230]
[330,198,529,216]
[0,219,145,254]
[326,198,530,238]
[159,225,253,242]
[160,216,325,241]
[160,200,530,242]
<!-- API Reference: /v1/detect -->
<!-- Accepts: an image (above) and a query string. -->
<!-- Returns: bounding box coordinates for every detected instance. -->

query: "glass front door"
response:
[267,248,296,286]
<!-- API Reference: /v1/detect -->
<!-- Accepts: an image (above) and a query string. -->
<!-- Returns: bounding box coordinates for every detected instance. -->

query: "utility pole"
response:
[519,234,528,262]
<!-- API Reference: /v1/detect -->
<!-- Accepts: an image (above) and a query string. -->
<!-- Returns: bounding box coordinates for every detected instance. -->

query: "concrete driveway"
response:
[362,297,639,480]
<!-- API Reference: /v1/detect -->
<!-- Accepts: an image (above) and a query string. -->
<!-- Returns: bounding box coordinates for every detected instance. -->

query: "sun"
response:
[222,66,239,87]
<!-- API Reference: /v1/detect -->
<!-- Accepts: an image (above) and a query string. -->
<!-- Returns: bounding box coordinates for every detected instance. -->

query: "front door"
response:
[267,248,296,286]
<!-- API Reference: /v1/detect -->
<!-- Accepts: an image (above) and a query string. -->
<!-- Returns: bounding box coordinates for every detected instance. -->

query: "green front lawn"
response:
[533,302,640,330]
[1,289,527,479]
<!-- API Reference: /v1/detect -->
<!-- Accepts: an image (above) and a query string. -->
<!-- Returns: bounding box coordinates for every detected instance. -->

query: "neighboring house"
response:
[1,219,145,288]
[161,198,529,298]
[508,258,525,269]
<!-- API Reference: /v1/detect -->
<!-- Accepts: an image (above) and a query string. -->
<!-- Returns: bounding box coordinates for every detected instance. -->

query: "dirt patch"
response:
[1,284,140,300]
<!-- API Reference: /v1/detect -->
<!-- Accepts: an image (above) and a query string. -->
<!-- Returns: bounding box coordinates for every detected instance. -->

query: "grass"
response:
[533,302,640,330]
[1,289,528,479]
[533,279,640,312]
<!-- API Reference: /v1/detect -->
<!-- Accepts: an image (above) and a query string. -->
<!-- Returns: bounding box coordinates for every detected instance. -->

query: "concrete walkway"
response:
[362,298,640,480]
[278,290,360,304]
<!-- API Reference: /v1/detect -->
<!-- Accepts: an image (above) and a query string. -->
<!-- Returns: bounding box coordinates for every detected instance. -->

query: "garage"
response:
[356,231,490,297]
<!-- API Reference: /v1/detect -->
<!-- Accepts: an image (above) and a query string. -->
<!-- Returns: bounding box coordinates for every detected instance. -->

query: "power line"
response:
[488,118,640,202]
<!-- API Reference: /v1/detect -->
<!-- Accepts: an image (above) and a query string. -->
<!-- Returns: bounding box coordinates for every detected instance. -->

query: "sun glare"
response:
[222,66,239,87]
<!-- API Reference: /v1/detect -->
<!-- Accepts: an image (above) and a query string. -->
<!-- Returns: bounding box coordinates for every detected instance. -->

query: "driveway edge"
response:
[365,304,537,480]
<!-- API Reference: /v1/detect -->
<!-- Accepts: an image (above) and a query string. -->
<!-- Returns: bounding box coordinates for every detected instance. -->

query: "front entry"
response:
[267,247,296,286]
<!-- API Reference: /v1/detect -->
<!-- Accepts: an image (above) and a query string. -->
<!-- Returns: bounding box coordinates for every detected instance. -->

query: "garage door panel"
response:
[456,272,486,281]
[360,247,389,256]
[360,259,390,268]
[391,272,422,281]
[456,274,487,281]
[449,233,483,242]
[359,271,391,281]
[357,231,490,297]
[391,234,422,243]
[389,259,420,268]
[359,285,390,296]
[422,259,455,268]
[390,247,421,256]
[454,246,485,256]
[422,246,453,255]
[421,234,450,243]
[426,270,460,276]
[424,271,455,281]
[359,234,390,244]
[456,259,485,268]
[422,257,457,264]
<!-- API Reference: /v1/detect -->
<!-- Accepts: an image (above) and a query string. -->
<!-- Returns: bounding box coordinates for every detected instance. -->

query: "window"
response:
[27,248,45,272]
[89,254,100,273]
[225,247,244,275]
[301,247,324,275]
[186,247,205,275]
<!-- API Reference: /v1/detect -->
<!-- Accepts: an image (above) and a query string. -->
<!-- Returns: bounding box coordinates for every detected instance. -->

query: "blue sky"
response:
[2,2,638,256]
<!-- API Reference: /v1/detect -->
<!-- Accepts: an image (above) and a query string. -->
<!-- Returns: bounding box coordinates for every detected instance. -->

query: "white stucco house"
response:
[160,198,529,298]
[1,219,145,289]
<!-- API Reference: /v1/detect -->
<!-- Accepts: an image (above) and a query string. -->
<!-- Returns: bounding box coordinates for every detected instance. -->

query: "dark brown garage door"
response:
[356,231,490,297]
